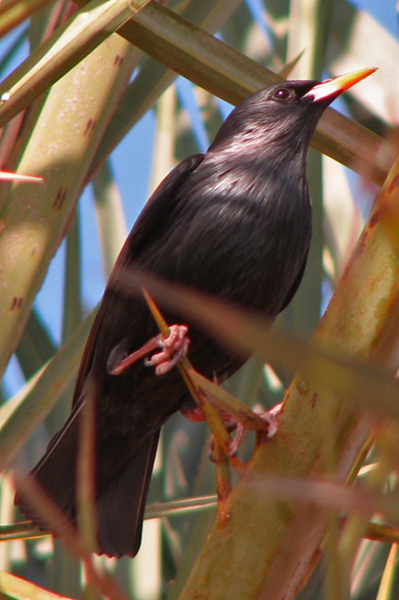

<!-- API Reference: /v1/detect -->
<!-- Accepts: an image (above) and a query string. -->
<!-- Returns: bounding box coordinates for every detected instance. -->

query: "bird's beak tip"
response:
[304,67,377,103]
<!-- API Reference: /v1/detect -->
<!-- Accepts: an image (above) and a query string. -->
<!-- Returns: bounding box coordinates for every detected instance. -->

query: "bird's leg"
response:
[107,325,190,376]
[108,335,163,375]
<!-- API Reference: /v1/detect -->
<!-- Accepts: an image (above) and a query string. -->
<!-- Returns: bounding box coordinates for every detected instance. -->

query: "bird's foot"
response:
[256,403,281,442]
[208,404,281,461]
[180,404,243,460]
[144,325,190,375]
[181,388,281,460]
[108,325,190,376]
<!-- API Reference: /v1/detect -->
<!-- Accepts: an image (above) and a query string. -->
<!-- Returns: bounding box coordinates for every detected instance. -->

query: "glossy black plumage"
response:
[15,77,354,557]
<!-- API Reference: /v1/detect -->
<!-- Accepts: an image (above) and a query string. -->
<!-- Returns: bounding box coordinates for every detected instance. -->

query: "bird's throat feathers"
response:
[209,112,317,168]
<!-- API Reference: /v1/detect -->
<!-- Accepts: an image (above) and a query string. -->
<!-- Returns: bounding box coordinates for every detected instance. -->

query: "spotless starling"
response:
[15,68,375,558]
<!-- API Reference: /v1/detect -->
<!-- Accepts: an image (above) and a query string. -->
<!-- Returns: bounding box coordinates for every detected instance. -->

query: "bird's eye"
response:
[272,88,291,101]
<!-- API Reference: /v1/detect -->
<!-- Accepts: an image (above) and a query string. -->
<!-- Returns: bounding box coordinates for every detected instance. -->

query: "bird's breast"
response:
[151,167,312,317]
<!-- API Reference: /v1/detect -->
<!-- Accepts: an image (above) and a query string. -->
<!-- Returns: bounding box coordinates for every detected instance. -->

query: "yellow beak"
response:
[303,68,377,103]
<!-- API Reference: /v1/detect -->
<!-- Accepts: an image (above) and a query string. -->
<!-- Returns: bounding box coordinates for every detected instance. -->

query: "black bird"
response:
[15,69,374,558]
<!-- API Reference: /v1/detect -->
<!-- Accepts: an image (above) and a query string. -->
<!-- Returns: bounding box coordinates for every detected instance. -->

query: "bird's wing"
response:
[112,153,205,267]
[72,153,205,407]
[15,155,204,535]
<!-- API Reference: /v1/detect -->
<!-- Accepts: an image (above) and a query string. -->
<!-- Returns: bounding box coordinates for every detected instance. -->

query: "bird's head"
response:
[209,68,376,160]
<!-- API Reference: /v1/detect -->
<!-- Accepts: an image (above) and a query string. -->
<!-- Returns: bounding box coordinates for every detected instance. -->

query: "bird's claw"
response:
[208,422,245,463]
[144,325,190,375]
[257,403,282,440]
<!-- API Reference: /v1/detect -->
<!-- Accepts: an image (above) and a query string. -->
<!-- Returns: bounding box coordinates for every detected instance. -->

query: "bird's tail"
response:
[15,411,160,558]
[96,431,159,558]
